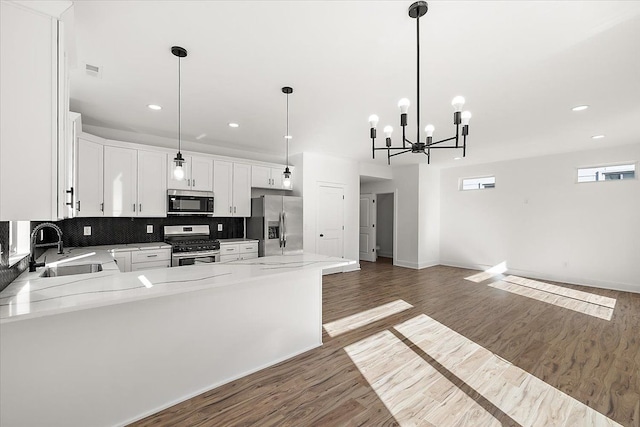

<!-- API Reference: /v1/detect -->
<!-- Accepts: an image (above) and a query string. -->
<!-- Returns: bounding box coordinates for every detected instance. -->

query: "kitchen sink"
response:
[39,263,103,278]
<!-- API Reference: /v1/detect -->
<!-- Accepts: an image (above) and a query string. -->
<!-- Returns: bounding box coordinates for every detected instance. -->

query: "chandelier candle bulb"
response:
[367,2,472,165]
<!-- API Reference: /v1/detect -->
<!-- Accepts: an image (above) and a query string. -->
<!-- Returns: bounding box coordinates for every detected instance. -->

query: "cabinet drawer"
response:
[240,253,258,260]
[220,254,239,263]
[220,244,239,254]
[239,242,258,254]
[131,249,171,264]
[130,260,170,271]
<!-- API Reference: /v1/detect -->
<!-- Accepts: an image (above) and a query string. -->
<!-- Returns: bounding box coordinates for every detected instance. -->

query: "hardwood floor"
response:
[131,259,640,426]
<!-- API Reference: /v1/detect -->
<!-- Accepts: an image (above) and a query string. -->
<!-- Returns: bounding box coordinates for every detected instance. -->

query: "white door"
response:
[191,156,213,191]
[251,165,271,189]
[137,150,167,217]
[359,193,376,262]
[232,163,252,217]
[317,185,344,258]
[76,138,104,217]
[104,146,137,217]
[167,155,191,190]
[213,160,232,217]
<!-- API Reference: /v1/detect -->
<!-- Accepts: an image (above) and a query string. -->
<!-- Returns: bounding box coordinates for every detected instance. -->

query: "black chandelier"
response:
[282,86,293,189]
[368,1,472,165]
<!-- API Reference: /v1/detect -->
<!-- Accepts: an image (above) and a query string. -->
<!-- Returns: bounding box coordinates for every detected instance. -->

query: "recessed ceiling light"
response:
[591,134,605,139]
[454,157,462,160]
[572,105,589,111]
[228,123,239,128]
[284,135,293,139]
[147,104,162,110]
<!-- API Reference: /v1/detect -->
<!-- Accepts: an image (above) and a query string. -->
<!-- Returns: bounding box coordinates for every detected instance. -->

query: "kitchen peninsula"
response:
[0,248,354,427]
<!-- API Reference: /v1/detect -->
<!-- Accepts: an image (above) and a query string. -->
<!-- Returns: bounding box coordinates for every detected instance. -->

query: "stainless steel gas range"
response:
[164,225,221,267]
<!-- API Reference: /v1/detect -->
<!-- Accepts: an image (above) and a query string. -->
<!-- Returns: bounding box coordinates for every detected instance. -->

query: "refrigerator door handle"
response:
[279,211,284,248]
[283,211,287,248]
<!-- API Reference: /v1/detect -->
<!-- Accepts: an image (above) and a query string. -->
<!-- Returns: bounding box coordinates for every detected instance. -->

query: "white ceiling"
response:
[69,1,640,168]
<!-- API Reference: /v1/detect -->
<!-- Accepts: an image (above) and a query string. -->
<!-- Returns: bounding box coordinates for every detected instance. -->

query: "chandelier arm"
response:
[372,138,375,159]
[402,124,406,149]
[424,145,465,149]
[463,134,467,157]
[425,149,430,165]
[389,149,413,158]
[455,123,459,148]
[374,146,412,151]
[416,10,421,146]
[428,136,457,146]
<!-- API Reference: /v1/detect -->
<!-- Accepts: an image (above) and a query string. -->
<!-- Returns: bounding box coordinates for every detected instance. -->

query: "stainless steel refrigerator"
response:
[246,196,303,256]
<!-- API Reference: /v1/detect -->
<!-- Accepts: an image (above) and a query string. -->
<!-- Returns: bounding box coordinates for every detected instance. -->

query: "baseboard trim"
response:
[440,260,640,294]
[118,342,323,427]
[377,251,393,258]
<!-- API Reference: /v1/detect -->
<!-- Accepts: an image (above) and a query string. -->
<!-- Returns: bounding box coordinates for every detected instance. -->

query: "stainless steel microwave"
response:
[167,190,214,216]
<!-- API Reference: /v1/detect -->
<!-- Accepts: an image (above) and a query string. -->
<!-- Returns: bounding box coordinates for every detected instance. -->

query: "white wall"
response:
[418,164,441,268]
[293,152,360,271]
[440,143,640,292]
[376,193,394,258]
[361,164,420,268]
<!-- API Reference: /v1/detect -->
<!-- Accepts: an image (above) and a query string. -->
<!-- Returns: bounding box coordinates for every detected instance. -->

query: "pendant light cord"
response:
[416,13,420,145]
[286,93,289,168]
[178,55,182,154]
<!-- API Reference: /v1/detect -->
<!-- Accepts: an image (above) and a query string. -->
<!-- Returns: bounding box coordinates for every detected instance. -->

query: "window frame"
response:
[459,175,496,191]
[576,162,637,184]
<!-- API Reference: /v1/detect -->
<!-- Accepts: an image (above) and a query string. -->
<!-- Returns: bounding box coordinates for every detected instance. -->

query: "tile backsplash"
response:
[33,216,244,248]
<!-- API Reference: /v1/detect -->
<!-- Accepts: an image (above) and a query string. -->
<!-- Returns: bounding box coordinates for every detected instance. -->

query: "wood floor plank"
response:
[131,260,639,427]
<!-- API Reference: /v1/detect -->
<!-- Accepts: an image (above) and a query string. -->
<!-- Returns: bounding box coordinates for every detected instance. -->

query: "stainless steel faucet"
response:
[29,222,64,272]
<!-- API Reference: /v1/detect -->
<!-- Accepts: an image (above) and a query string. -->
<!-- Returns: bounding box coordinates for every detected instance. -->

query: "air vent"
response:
[84,63,103,78]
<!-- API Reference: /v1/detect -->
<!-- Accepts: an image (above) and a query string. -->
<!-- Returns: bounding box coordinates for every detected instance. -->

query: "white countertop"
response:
[0,247,354,324]
[218,238,259,244]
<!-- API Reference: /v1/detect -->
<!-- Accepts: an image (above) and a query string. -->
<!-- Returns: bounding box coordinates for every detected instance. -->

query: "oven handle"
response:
[171,251,221,259]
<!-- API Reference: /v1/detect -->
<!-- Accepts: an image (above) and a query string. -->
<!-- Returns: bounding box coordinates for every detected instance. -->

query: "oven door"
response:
[171,251,220,267]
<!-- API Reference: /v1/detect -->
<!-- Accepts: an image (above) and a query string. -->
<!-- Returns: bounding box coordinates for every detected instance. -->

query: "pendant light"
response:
[282,86,293,189]
[171,46,187,180]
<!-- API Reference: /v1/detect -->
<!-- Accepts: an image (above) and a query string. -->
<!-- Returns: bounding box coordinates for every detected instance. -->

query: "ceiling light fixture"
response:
[368,1,472,165]
[572,105,589,111]
[282,86,293,189]
[171,45,187,181]
[591,134,605,139]
[228,123,239,128]
[147,104,162,110]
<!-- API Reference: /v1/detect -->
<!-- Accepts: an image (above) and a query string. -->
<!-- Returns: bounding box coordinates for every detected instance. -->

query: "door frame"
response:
[359,192,377,262]
[316,182,345,258]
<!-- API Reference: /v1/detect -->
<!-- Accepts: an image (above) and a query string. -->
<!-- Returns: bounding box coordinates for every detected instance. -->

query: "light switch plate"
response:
[217,224,223,231]
[146,225,153,233]
[83,226,92,236]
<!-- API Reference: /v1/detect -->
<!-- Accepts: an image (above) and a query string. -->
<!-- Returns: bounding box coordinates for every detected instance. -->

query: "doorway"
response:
[375,193,394,261]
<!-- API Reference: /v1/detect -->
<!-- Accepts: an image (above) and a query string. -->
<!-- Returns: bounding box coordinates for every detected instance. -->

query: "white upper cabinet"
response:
[167,155,213,192]
[104,146,137,217]
[0,2,64,220]
[213,160,233,217]
[250,165,290,190]
[233,163,252,217]
[76,137,104,217]
[213,160,251,217]
[137,150,167,217]
[191,156,213,191]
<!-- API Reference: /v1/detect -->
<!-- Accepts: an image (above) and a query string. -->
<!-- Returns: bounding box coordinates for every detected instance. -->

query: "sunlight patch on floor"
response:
[323,300,413,337]
[465,262,507,283]
[489,277,615,321]
[394,314,622,426]
[345,329,501,426]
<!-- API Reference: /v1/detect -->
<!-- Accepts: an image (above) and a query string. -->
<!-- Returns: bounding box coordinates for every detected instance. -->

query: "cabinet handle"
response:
[229,206,232,213]
[77,200,81,211]
[139,204,142,212]
[147,254,158,258]
[188,179,191,187]
[133,204,136,212]
[100,202,104,212]
[65,187,74,207]
[193,179,196,187]
[234,206,236,213]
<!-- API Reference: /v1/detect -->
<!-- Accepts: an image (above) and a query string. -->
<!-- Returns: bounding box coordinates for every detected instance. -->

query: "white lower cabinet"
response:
[219,241,258,263]
[110,247,170,272]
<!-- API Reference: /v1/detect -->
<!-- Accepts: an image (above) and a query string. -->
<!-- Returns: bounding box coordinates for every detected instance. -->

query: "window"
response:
[8,221,30,265]
[577,164,636,183]
[461,176,495,191]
